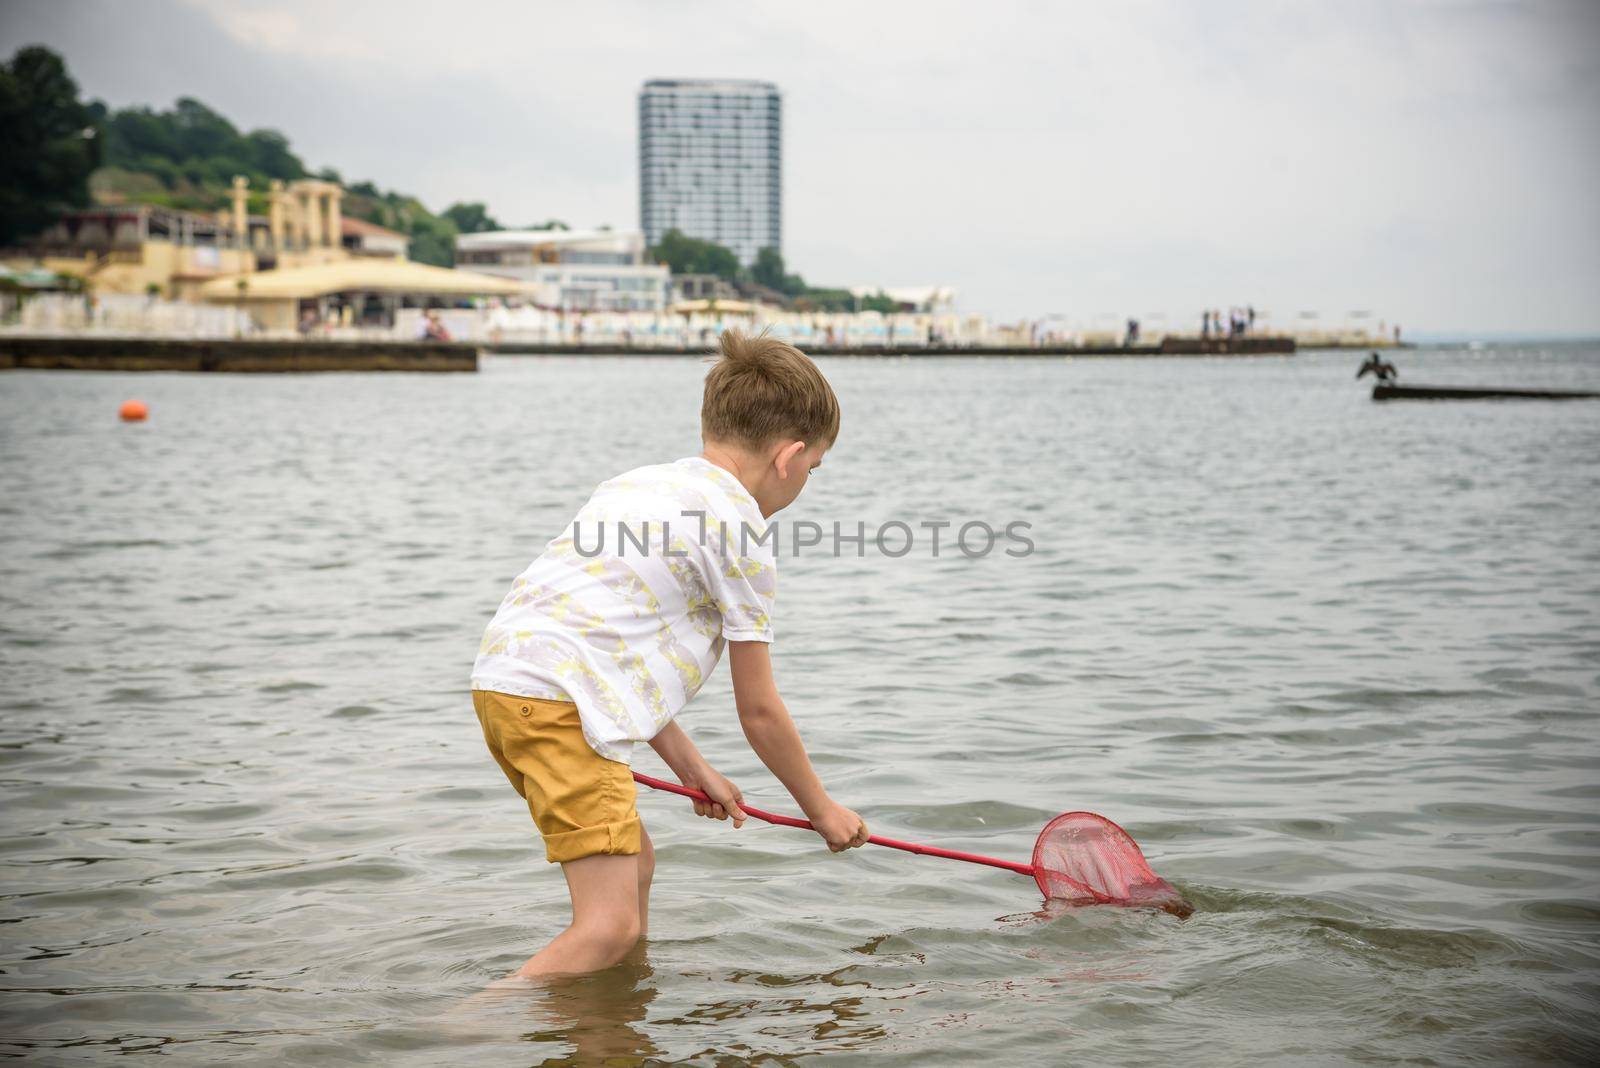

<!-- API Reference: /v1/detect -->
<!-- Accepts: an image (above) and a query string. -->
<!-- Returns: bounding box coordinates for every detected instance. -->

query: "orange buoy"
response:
[119,399,148,422]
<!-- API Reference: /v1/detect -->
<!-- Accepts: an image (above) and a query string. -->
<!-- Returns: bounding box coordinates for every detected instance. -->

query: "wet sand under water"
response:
[1,346,1598,1064]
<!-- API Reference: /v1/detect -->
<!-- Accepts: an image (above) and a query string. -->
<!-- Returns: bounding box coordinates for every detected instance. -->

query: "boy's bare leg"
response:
[511,853,642,978]
[637,822,655,938]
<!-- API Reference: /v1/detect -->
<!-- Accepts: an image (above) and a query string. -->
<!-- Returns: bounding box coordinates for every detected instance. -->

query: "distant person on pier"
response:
[1124,318,1140,347]
[1356,351,1398,383]
[421,310,452,342]
[1247,305,1256,333]
[1201,310,1212,339]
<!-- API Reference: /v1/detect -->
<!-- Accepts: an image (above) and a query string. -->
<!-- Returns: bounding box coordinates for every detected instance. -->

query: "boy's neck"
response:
[699,443,761,500]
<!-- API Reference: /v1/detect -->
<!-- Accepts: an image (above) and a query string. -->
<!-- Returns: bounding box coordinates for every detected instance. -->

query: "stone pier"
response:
[0,337,479,373]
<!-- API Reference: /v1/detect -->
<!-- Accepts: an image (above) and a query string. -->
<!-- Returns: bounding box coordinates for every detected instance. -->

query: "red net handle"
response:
[631,771,1036,878]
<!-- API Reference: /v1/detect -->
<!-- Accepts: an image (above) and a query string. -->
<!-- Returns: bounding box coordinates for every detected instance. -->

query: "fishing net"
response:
[629,772,1194,919]
[1032,812,1193,917]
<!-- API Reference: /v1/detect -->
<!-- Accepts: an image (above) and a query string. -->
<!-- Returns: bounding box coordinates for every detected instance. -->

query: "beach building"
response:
[671,273,741,304]
[197,256,523,333]
[220,176,409,267]
[10,177,409,302]
[639,79,782,265]
[455,229,670,312]
[24,205,259,303]
[339,216,409,259]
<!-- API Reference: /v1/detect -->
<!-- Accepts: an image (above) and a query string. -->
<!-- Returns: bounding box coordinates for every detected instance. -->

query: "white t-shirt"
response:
[471,457,776,763]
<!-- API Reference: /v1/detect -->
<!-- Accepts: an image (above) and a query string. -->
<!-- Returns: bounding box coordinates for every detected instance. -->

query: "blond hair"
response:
[701,330,840,450]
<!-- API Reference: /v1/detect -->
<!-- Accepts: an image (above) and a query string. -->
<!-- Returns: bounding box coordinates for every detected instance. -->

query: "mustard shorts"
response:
[472,690,641,863]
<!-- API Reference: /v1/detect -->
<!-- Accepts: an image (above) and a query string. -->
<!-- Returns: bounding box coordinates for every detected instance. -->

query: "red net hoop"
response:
[1032,812,1192,917]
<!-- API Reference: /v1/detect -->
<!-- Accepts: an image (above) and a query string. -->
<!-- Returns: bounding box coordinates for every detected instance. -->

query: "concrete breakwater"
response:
[0,334,1294,370]
[0,336,478,373]
[483,336,1296,357]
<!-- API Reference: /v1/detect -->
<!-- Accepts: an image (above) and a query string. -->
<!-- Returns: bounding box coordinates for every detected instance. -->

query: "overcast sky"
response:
[4,0,1597,334]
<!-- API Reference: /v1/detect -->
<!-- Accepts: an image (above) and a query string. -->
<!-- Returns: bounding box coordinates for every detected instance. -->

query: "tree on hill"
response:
[0,46,102,244]
[647,234,902,312]
[96,95,306,196]
[792,288,855,313]
[751,246,808,297]
[750,246,897,312]
[648,228,741,280]
[441,201,500,234]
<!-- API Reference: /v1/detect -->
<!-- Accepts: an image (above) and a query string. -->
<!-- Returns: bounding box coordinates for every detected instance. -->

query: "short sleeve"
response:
[705,516,777,643]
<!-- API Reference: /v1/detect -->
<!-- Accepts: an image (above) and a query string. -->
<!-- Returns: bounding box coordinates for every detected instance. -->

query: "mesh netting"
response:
[1032,812,1192,917]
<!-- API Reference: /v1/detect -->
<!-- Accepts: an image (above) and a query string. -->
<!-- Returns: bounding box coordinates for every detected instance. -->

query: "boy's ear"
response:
[773,439,807,479]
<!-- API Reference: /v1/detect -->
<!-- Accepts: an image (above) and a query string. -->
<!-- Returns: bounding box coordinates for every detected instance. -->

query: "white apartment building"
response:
[453,229,670,312]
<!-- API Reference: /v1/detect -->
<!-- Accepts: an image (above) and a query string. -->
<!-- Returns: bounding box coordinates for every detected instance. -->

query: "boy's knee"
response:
[574,910,641,961]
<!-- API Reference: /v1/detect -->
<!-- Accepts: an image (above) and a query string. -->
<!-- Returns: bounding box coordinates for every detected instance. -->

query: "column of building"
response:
[304,183,323,248]
[326,185,342,253]
[228,176,255,263]
[252,179,348,255]
[269,179,287,249]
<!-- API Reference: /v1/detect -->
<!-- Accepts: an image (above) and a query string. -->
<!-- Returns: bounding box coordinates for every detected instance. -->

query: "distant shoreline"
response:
[485,336,1301,358]
[43,334,1593,374]
[0,334,1300,373]
[4,334,1596,374]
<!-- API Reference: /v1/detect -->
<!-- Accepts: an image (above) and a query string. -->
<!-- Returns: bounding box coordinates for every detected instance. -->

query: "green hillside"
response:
[4,46,502,265]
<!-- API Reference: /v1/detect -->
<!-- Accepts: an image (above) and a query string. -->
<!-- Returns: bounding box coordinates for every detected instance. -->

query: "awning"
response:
[669,298,761,315]
[199,258,525,301]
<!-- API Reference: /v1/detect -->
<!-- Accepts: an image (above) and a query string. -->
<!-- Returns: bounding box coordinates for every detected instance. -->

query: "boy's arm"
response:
[728,640,870,852]
[647,720,747,826]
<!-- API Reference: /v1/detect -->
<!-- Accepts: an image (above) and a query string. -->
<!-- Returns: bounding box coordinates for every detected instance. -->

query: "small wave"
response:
[330,704,381,719]
[33,538,171,560]
[258,680,325,694]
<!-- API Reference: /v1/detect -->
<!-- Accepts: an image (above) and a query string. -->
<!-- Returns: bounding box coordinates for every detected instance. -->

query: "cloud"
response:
[180,0,310,57]
[4,0,1597,331]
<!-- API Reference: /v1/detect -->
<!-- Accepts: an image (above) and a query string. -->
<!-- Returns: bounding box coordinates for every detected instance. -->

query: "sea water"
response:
[1,346,1597,1064]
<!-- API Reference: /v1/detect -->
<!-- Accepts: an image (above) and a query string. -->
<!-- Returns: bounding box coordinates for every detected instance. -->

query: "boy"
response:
[471,331,869,978]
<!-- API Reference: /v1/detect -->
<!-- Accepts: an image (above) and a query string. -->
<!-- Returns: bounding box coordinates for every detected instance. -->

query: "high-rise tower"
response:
[639,79,781,265]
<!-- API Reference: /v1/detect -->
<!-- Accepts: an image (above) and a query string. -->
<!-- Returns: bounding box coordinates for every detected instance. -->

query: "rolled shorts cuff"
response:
[541,815,642,864]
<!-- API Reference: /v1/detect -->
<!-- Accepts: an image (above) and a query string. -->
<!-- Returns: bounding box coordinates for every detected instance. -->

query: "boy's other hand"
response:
[812,801,870,853]
[685,769,747,828]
